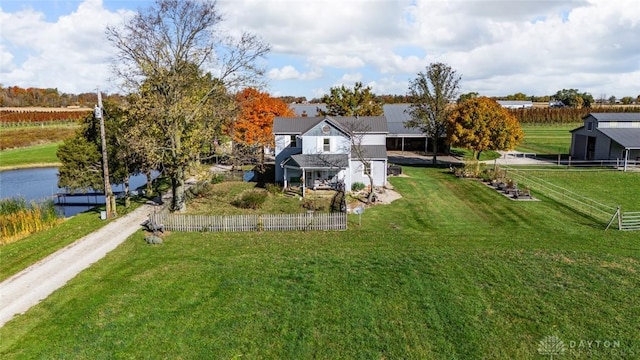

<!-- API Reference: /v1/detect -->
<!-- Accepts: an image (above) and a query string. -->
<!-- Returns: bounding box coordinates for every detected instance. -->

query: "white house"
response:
[273,115,388,193]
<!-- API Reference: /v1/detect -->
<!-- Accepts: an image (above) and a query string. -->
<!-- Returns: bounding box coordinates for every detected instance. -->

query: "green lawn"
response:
[0,142,61,169]
[0,201,145,282]
[505,168,640,212]
[516,123,580,155]
[1,167,638,359]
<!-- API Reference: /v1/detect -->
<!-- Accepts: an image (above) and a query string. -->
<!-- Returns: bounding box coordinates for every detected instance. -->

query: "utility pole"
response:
[95,87,116,218]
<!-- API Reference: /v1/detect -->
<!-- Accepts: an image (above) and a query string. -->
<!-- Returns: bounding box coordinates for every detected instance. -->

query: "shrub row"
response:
[509,107,640,124]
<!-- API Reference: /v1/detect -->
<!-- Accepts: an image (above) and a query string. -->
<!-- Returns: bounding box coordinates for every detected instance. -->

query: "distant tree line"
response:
[0,85,126,108]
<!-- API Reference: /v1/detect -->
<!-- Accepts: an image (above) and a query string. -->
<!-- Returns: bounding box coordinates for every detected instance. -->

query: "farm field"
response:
[1,167,638,359]
[0,142,63,170]
[515,123,579,155]
[0,125,77,151]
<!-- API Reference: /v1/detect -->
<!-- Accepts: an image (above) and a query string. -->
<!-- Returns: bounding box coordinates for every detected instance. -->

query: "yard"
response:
[1,167,638,358]
[516,123,579,155]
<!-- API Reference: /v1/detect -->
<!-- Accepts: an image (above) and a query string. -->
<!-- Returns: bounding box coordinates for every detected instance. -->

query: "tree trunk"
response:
[145,171,153,195]
[171,168,187,213]
[109,194,117,217]
[366,172,375,204]
[124,178,131,208]
[432,136,438,165]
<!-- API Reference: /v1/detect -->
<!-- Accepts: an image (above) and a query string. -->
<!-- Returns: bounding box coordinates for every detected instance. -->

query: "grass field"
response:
[505,168,640,212]
[516,123,579,155]
[0,142,62,170]
[1,167,638,359]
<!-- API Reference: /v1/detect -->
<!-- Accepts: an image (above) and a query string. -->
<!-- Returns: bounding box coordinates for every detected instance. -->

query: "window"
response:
[363,163,371,176]
[322,124,331,134]
[289,135,297,147]
[323,138,330,152]
[587,122,593,131]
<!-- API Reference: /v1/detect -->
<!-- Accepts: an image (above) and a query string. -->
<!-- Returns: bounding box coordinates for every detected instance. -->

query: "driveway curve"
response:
[0,204,154,327]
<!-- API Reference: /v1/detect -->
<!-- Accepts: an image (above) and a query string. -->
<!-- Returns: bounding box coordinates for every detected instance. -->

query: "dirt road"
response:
[0,205,154,328]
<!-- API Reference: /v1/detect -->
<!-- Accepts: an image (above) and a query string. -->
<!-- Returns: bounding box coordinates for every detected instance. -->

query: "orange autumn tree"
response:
[233,88,295,165]
[447,97,524,160]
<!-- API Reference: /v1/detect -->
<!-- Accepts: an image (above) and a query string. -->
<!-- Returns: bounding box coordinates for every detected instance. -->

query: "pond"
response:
[0,167,154,217]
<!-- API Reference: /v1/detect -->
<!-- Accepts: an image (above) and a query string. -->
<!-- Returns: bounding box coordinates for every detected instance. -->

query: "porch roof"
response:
[285,154,349,169]
[597,128,640,149]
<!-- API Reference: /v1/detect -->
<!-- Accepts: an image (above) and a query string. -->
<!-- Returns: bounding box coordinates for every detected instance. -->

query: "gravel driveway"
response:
[0,205,154,327]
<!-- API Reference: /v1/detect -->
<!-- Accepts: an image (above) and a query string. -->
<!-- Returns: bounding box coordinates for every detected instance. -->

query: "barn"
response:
[570,113,640,170]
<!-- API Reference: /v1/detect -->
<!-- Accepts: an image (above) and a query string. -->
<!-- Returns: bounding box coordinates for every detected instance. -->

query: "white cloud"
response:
[0,0,134,93]
[267,65,322,81]
[1,0,639,99]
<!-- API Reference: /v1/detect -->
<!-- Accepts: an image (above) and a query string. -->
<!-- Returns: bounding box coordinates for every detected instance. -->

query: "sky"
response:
[1,0,639,101]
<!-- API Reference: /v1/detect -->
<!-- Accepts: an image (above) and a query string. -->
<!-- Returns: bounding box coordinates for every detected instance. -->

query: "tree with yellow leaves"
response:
[447,97,524,160]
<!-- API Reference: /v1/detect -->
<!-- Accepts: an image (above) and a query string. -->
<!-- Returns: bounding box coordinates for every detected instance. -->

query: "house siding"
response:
[273,115,388,191]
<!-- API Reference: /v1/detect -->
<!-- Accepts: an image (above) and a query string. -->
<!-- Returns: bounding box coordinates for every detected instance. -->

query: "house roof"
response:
[597,128,640,149]
[290,104,325,116]
[285,154,349,169]
[382,104,424,136]
[288,103,424,137]
[585,113,640,122]
[273,116,388,134]
[352,145,388,159]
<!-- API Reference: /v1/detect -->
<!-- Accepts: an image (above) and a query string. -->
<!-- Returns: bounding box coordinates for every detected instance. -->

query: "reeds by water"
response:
[0,197,60,244]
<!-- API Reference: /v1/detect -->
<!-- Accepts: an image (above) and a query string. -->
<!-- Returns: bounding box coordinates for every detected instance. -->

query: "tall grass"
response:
[0,198,60,244]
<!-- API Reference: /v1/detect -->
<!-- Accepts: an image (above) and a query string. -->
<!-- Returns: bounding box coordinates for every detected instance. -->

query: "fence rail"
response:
[620,211,640,231]
[149,211,347,232]
[505,169,617,224]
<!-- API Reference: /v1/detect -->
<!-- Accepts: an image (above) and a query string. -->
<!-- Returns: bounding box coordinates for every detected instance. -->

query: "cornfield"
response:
[0,198,61,244]
[510,106,640,124]
[0,109,90,127]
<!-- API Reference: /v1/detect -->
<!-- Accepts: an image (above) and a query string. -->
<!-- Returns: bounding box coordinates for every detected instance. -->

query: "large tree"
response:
[319,82,383,116]
[553,89,593,108]
[57,100,131,206]
[233,88,295,166]
[106,0,269,212]
[447,97,524,160]
[405,63,461,164]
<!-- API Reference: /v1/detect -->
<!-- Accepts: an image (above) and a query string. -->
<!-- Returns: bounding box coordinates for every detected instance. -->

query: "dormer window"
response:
[587,122,593,131]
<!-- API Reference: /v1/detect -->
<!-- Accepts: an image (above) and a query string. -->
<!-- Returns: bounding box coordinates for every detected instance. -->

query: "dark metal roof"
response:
[332,116,388,133]
[290,104,325,116]
[352,145,388,159]
[273,116,387,134]
[585,113,640,122]
[383,104,424,136]
[286,154,349,169]
[273,117,322,133]
[597,128,640,149]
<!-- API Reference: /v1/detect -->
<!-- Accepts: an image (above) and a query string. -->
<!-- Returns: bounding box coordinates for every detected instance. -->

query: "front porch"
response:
[284,168,346,196]
[282,154,349,196]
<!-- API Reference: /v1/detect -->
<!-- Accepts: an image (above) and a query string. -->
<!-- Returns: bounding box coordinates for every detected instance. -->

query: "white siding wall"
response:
[302,134,350,154]
[358,133,387,145]
[350,159,386,188]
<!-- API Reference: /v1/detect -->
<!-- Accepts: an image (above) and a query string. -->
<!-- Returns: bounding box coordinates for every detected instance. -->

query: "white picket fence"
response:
[149,211,347,232]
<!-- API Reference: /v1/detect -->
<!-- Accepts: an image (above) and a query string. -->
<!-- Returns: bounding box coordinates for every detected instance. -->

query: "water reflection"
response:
[0,167,156,217]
